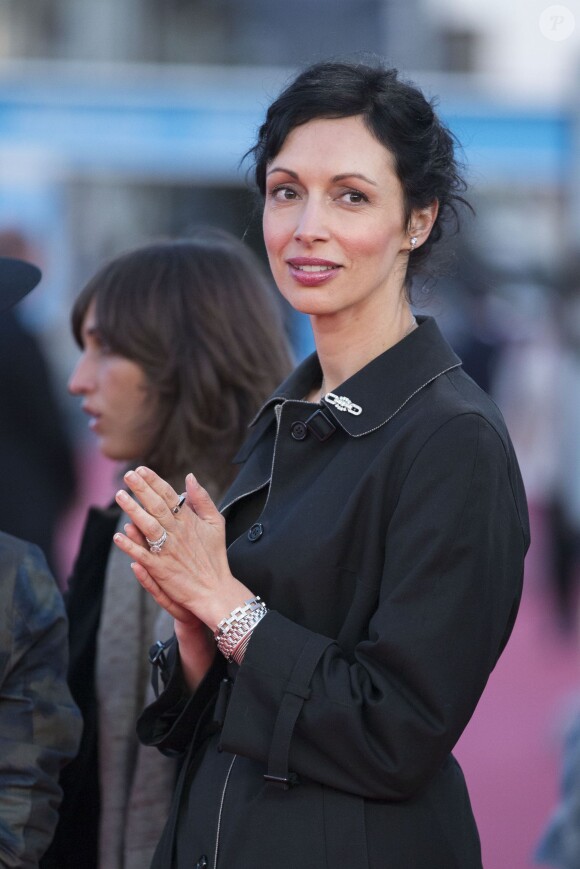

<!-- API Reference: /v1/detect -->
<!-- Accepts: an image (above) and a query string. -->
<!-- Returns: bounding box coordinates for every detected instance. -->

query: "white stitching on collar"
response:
[324,363,462,437]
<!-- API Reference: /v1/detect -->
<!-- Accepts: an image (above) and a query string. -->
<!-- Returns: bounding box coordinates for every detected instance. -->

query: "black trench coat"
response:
[138,316,529,869]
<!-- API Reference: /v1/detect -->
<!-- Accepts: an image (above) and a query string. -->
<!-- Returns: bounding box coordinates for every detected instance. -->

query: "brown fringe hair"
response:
[72,227,293,494]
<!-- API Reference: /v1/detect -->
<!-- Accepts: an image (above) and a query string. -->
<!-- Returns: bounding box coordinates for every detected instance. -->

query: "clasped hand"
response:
[113,467,251,633]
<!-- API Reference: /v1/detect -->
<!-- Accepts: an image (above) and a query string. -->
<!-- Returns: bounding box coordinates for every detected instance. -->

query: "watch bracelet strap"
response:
[215,596,264,637]
[215,597,268,661]
[230,612,267,664]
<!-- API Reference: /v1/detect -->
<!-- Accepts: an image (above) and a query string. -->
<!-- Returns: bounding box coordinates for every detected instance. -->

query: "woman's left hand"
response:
[112,466,253,631]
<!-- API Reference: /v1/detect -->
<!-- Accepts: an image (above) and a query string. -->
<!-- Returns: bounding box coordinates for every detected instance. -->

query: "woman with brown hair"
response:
[42,227,292,869]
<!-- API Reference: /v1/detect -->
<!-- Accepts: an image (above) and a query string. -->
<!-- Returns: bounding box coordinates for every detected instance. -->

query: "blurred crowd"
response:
[437,248,580,637]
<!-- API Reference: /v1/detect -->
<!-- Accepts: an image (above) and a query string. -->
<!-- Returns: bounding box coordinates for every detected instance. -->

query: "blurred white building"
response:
[425,0,580,99]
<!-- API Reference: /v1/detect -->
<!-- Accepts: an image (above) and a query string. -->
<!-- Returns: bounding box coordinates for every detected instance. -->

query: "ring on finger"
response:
[172,493,186,515]
[146,529,168,553]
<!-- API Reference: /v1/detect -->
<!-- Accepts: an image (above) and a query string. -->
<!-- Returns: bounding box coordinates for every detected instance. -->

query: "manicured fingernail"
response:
[125,470,136,480]
[113,533,122,541]
[116,489,129,501]
[187,472,197,484]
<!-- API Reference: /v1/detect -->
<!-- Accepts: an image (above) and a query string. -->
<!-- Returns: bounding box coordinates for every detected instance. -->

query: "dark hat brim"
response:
[0,256,42,312]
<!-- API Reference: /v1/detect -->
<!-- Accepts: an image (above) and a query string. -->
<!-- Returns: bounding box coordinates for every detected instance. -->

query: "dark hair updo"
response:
[250,60,471,291]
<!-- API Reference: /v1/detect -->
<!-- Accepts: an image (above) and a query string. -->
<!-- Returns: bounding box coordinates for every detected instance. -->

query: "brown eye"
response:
[340,190,368,205]
[271,186,298,201]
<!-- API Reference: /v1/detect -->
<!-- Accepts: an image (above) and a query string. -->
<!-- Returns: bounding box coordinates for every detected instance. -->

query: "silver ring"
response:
[172,494,186,515]
[146,529,167,553]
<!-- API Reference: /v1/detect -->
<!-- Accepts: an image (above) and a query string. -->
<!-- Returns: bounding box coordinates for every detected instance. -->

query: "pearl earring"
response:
[409,236,418,251]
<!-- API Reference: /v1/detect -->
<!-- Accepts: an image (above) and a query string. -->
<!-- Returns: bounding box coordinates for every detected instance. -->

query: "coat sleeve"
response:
[218,413,528,800]
[136,640,228,756]
[0,539,82,868]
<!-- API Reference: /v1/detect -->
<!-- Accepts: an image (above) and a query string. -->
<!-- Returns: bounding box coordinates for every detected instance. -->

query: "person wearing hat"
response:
[0,230,77,575]
[0,257,82,867]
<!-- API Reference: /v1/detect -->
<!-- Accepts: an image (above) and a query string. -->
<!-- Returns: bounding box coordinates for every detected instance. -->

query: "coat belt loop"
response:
[264,635,332,789]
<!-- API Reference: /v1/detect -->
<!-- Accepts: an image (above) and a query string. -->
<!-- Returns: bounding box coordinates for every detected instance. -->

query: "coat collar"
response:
[250,317,462,438]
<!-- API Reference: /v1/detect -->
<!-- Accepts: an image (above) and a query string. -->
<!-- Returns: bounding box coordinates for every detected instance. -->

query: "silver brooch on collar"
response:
[325,392,362,416]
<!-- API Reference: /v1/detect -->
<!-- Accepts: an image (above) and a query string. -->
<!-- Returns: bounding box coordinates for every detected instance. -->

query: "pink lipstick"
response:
[286,257,341,286]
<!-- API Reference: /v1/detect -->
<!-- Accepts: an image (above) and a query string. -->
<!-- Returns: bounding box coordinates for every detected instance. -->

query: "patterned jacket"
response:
[0,531,82,868]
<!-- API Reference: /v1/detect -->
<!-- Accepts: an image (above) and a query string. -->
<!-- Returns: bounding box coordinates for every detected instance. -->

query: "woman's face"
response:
[262,115,421,320]
[68,300,155,462]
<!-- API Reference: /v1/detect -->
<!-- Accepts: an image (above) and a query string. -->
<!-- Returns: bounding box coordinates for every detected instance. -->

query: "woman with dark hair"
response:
[113,62,529,868]
[42,228,292,869]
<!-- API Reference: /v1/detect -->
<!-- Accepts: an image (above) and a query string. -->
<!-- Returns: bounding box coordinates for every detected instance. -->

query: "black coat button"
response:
[195,858,208,869]
[248,522,264,542]
[291,420,308,440]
